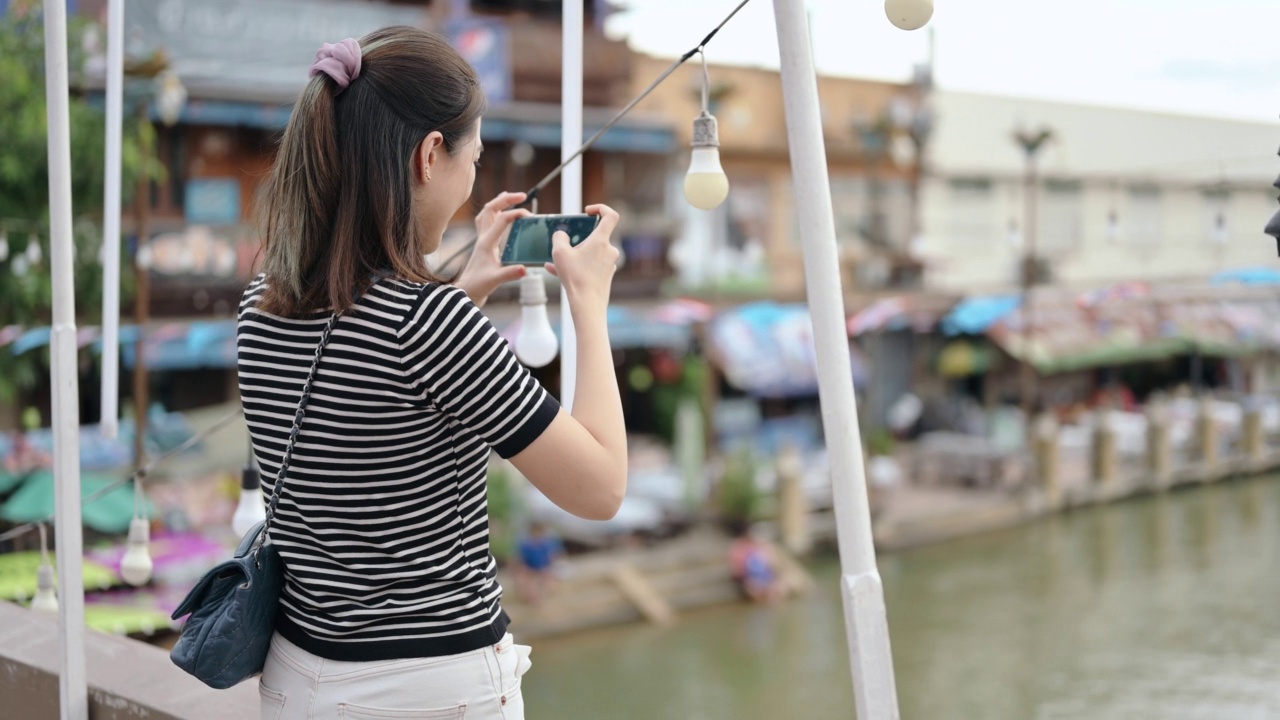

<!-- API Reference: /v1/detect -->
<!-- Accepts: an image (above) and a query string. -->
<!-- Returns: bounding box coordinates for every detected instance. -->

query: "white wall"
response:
[917,91,1279,293]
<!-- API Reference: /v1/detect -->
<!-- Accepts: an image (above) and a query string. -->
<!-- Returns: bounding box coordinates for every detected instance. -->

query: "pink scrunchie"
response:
[309,38,362,91]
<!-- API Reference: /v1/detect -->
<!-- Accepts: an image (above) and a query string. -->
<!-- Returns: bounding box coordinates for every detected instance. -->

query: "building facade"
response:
[627,54,923,302]
[917,91,1278,293]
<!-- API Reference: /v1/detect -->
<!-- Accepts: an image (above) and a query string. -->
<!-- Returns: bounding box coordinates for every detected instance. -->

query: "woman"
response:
[240,27,626,719]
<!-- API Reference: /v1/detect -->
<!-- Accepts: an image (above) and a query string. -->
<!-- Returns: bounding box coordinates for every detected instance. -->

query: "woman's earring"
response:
[426,169,432,182]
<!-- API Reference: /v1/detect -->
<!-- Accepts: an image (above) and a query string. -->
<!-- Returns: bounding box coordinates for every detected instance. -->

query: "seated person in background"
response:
[516,522,564,605]
[729,522,785,604]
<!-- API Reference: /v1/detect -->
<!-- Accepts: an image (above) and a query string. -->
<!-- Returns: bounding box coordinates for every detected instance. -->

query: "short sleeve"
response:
[399,284,560,458]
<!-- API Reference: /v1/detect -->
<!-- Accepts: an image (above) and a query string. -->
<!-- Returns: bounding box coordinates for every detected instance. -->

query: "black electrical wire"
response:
[0,408,244,544]
[437,0,754,277]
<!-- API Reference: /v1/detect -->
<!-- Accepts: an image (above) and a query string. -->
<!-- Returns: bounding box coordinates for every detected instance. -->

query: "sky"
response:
[605,0,1280,124]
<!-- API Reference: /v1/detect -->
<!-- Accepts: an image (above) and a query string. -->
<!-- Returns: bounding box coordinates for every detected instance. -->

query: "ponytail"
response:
[258,79,341,313]
[255,26,486,317]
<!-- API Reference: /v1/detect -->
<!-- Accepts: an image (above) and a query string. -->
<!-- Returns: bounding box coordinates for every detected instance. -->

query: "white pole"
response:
[560,0,584,411]
[43,0,90,717]
[771,3,900,718]
[100,0,125,440]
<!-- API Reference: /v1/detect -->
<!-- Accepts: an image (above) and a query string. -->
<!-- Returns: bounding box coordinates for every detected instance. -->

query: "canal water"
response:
[523,476,1280,719]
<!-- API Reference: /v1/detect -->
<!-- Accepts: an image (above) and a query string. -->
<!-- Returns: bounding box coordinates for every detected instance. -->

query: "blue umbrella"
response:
[1211,267,1280,286]
[941,295,1022,336]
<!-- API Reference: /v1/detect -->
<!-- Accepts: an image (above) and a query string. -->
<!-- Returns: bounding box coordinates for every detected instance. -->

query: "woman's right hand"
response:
[545,204,620,311]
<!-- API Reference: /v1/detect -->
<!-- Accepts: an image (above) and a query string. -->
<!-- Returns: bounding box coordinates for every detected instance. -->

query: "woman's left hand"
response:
[456,191,531,307]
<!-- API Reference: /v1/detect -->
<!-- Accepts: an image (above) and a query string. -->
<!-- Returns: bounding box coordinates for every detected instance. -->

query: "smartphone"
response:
[501,214,601,266]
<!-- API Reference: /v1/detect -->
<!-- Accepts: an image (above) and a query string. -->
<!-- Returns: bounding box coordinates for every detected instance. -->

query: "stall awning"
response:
[847,295,954,336]
[102,95,679,155]
[482,103,677,154]
[941,295,1021,336]
[709,302,868,398]
[985,290,1280,373]
[1,470,153,535]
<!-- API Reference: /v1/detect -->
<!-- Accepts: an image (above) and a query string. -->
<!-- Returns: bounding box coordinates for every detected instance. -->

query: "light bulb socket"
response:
[128,517,150,545]
[519,272,548,306]
[241,465,261,490]
[37,563,55,590]
[691,111,720,149]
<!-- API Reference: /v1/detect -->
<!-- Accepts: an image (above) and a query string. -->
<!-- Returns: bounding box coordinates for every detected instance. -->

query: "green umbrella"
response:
[0,470,153,534]
[0,551,118,601]
[0,470,23,496]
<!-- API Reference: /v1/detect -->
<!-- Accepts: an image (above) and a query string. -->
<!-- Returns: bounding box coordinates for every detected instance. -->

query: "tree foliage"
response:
[0,9,155,402]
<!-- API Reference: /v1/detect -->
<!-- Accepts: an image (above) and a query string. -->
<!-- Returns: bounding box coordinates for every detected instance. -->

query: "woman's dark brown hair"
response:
[256,26,486,316]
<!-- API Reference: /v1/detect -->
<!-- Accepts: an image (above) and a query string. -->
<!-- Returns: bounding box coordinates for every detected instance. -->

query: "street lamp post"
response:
[891,57,934,271]
[1012,125,1054,423]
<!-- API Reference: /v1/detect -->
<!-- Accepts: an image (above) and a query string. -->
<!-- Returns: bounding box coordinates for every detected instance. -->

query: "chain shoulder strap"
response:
[250,310,343,556]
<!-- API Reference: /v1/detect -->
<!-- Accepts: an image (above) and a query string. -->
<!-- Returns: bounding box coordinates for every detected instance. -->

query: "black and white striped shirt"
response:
[238,275,559,661]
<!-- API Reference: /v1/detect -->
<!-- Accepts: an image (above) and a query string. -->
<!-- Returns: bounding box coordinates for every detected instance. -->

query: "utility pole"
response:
[1012,126,1054,425]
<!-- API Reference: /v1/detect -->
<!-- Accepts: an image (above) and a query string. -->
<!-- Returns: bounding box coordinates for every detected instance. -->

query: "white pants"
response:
[259,632,533,720]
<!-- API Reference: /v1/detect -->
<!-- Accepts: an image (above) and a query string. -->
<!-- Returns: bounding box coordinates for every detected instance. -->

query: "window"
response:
[1126,185,1163,246]
[1039,179,1083,253]
[948,177,995,245]
[1202,187,1231,245]
[830,175,868,248]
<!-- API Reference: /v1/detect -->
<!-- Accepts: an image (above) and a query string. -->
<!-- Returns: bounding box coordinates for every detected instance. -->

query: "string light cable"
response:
[436,0,754,277]
[0,408,244,546]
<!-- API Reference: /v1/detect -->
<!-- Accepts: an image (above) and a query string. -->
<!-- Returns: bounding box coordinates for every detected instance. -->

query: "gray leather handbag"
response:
[169,310,341,689]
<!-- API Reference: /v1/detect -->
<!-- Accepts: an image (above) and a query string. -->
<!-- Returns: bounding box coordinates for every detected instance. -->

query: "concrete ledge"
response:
[0,602,257,720]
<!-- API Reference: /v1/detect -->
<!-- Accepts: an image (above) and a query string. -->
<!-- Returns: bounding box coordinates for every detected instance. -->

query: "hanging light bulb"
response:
[31,524,58,613]
[885,0,934,30]
[684,52,730,211]
[685,112,730,211]
[32,563,59,612]
[232,464,266,538]
[25,233,42,265]
[154,69,188,127]
[513,271,559,368]
[120,517,153,586]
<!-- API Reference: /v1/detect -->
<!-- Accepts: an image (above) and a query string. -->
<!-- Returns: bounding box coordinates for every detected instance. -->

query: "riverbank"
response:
[507,430,1280,639]
[113,401,1280,643]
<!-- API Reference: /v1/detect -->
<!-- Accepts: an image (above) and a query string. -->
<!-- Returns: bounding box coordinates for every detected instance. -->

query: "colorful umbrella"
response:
[0,470,24,496]
[0,470,153,534]
[87,530,230,587]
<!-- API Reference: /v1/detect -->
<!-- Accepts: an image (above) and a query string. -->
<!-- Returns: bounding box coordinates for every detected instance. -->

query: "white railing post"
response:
[771,3,900,717]
[559,0,584,410]
[43,0,90,717]
[100,0,125,440]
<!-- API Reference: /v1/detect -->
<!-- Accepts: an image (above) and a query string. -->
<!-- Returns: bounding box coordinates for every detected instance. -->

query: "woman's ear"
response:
[414,131,446,186]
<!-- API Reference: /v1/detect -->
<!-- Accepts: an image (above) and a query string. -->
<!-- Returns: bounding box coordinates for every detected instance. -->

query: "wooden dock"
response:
[501,528,811,639]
